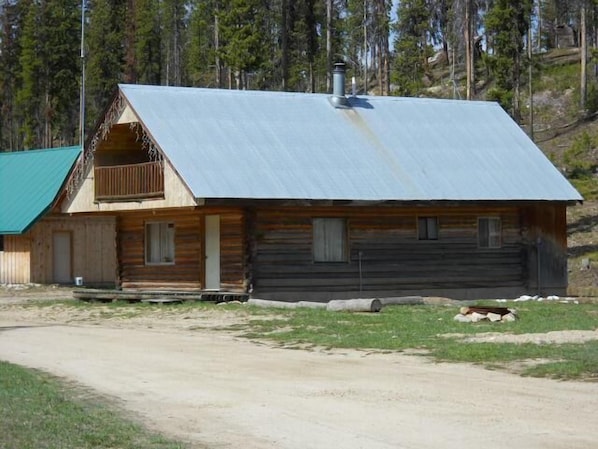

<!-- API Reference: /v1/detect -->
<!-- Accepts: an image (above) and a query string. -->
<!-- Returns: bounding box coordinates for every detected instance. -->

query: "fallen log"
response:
[296,301,328,309]
[246,298,297,309]
[326,298,382,313]
[378,296,423,306]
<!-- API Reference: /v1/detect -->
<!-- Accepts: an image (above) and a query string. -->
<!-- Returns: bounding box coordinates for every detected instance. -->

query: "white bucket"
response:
[74,277,84,286]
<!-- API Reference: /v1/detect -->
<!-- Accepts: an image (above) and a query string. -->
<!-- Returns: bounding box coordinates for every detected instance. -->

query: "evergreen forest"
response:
[1,0,598,152]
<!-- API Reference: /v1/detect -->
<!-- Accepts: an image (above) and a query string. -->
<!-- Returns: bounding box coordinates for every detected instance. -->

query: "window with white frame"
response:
[418,216,439,240]
[313,218,347,262]
[145,222,175,264]
[478,217,501,248]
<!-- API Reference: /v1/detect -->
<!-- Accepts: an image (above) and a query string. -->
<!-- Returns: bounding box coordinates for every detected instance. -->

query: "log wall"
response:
[522,203,568,294]
[249,205,529,300]
[118,208,246,291]
[219,211,247,291]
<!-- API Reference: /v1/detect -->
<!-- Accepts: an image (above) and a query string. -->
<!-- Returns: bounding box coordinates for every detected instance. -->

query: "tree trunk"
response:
[581,4,587,111]
[214,11,221,88]
[528,25,534,140]
[326,0,332,92]
[465,0,475,100]
[281,0,288,91]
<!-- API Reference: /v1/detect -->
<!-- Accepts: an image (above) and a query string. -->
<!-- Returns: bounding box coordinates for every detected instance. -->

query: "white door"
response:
[53,231,72,284]
[205,215,220,290]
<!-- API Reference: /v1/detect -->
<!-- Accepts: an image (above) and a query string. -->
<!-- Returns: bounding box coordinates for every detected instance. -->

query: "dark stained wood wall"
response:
[118,208,202,289]
[220,210,247,291]
[522,203,568,294]
[249,205,527,298]
[117,208,246,291]
[112,202,569,297]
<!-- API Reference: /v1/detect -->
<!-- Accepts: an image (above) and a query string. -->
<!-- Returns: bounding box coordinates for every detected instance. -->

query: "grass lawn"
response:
[43,297,597,381]
[0,361,190,449]
[232,300,598,380]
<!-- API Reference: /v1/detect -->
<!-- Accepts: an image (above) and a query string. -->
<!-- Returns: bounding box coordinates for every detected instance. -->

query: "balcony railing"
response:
[95,161,164,201]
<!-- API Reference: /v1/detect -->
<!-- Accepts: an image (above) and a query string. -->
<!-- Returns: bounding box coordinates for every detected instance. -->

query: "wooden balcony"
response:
[95,161,164,201]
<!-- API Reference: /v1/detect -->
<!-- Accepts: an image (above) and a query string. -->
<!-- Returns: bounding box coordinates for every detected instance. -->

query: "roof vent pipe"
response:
[330,62,349,108]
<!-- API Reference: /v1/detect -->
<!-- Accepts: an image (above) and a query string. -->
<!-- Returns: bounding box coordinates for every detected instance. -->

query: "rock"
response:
[487,312,502,322]
[460,306,470,315]
[502,313,517,322]
[454,313,471,322]
[470,312,487,322]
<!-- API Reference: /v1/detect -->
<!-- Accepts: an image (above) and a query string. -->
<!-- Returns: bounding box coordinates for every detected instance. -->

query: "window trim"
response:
[312,217,348,263]
[145,221,176,265]
[477,217,502,249]
[417,216,439,241]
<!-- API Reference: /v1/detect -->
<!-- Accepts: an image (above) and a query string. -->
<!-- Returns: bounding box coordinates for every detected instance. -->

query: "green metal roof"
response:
[0,146,81,234]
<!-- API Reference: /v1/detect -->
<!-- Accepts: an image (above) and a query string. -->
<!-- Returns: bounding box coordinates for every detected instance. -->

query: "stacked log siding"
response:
[117,208,246,291]
[249,205,534,299]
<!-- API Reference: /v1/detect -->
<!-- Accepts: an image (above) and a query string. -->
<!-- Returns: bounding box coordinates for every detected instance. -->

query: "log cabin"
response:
[62,65,582,300]
[0,147,116,286]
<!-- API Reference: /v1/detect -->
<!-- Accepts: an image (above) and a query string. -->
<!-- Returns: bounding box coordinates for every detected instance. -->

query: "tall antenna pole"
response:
[79,0,86,147]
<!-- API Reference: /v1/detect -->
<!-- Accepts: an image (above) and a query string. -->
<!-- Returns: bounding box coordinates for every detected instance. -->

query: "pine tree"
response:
[485,0,533,119]
[186,0,220,87]
[134,0,162,84]
[44,0,82,145]
[218,0,267,89]
[87,0,126,127]
[0,0,26,150]
[392,0,433,96]
[16,0,44,148]
[161,0,186,86]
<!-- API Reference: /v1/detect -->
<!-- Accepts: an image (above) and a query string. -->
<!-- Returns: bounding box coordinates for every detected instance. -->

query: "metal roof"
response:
[119,84,582,202]
[0,146,81,234]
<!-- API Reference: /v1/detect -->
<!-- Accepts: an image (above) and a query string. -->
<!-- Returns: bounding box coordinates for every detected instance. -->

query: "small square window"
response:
[145,222,175,264]
[478,217,501,248]
[313,218,347,262]
[418,217,439,240]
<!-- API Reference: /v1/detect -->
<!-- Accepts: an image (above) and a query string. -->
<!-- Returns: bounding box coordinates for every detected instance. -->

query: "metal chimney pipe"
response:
[330,62,349,108]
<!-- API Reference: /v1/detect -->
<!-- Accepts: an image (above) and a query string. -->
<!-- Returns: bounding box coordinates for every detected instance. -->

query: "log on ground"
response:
[378,296,423,306]
[326,298,383,313]
[246,298,297,309]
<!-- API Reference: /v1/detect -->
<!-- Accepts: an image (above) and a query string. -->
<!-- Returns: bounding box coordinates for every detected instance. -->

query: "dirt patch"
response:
[446,330,598,344]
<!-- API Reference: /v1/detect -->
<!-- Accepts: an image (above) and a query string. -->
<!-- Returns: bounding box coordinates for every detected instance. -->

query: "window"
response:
[145,222,175,264]
[418,217,439,240]
[478,217,501,248]
[0,235,4,252]
[313,218,347,262]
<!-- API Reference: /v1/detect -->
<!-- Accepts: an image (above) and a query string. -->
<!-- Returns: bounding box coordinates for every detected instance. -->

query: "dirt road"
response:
[0,301,597,449]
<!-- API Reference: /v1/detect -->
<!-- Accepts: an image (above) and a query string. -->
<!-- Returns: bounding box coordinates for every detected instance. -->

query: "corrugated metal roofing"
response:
[0,146,81,234]
[119,84,582,202]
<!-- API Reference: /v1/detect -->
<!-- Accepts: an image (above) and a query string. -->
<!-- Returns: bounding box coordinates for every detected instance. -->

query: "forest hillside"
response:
[0,1,596,293]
